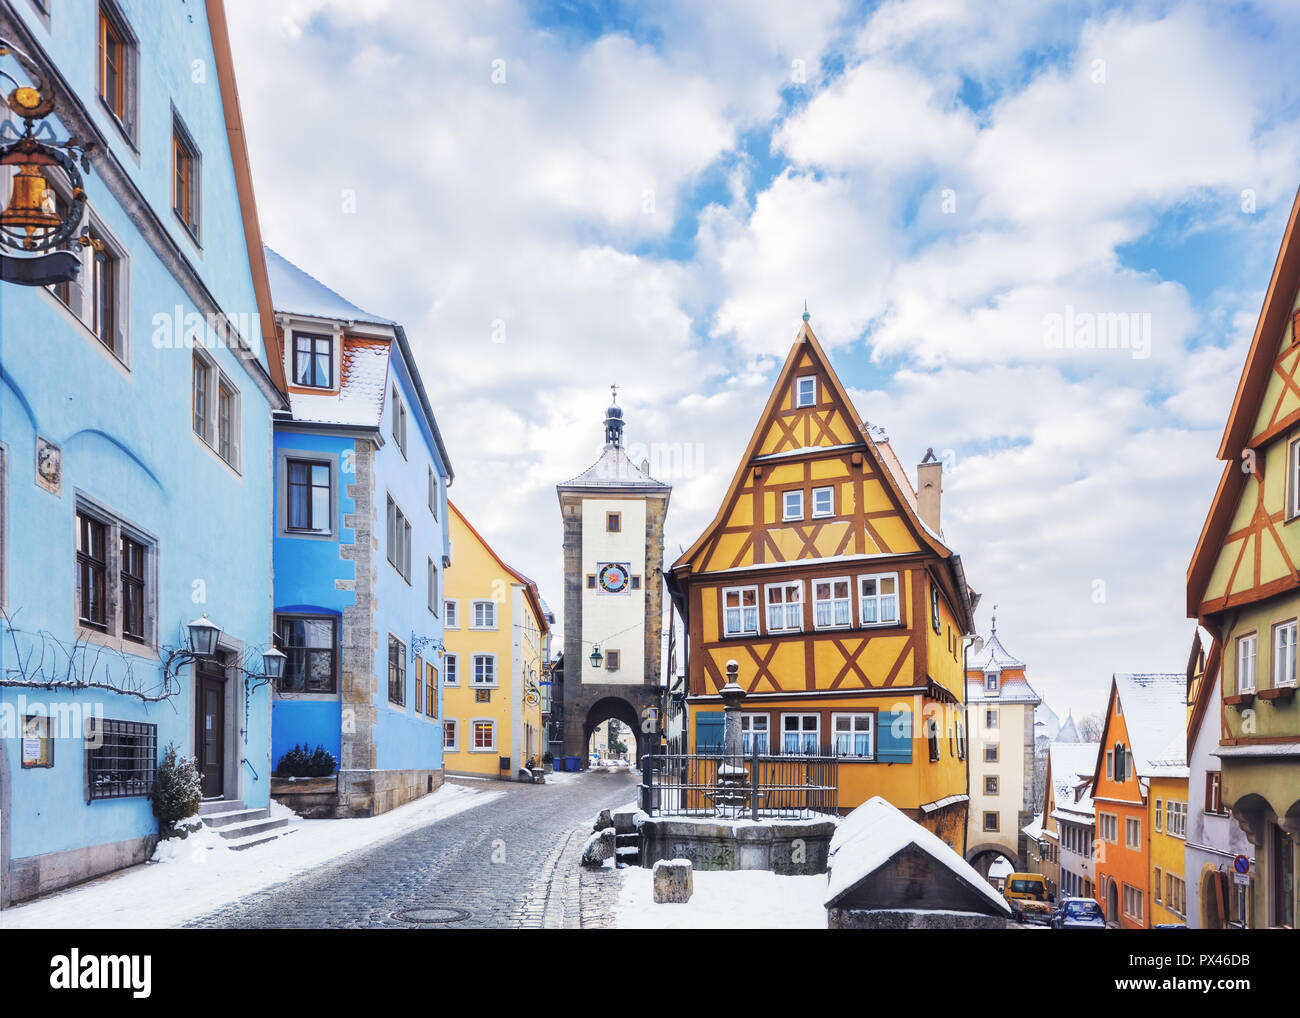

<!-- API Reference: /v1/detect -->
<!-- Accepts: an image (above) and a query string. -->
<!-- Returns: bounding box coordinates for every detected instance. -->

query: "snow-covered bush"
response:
[152,742,202,839]
[276,743,338,778]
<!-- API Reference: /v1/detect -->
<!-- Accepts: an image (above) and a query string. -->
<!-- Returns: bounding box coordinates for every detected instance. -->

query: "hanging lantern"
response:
[186,615,222,657]
[589,645,603,668]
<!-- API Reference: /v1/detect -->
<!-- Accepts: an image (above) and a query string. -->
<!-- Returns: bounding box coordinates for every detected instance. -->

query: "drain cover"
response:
[393,906,471,924]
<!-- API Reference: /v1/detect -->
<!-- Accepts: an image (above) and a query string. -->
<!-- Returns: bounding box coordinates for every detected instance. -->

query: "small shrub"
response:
[153,742,202,839]
[276,743,337,778]
[307,744,337,777]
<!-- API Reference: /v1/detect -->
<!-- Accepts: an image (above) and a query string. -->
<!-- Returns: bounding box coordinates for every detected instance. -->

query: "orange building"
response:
[667,317,978,848]
[1091,673,1186,928]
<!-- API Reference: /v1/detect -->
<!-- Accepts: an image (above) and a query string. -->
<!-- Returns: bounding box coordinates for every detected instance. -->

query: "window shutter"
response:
[877,709,913,763]
[694,711,724,753]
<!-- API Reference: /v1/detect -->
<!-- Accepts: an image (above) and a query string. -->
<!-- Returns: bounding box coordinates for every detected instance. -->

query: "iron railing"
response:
[639,749,838,820]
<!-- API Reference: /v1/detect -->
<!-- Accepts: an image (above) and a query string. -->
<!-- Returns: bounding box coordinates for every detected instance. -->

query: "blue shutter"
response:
[878,709,913,763]
[694,711,725,754]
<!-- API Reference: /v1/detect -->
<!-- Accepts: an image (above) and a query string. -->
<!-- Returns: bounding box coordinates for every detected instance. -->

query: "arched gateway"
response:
[555,391,670,766]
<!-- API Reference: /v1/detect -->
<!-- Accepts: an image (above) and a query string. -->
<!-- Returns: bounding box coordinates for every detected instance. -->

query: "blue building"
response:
[265,248,453,817]
[0,1,288,903]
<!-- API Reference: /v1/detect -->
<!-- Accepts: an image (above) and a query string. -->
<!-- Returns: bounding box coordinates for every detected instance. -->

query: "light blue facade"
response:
[267,251,452,816]
[0,0,285,903]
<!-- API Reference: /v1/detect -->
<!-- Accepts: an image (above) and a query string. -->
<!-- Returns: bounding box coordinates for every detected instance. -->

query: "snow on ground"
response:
[0,782,501,929]
[613,867,828,929]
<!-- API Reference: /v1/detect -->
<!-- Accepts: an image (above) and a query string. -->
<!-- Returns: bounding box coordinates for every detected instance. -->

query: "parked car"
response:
[1051,897,1107,929]
[1003,872,1052,924]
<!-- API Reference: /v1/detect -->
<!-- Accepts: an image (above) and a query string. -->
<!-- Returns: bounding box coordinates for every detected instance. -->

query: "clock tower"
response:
[556,389,671,762]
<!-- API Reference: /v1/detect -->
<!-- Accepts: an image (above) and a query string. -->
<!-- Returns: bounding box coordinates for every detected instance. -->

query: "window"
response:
[1274,620,1297,688]
[811,486,834,518]
[445,600,459,629]
[1153,867,1163,903]
[276,615,338,694]
[586,574,596,589]
[740,714,769,755]
[631,575,641,590]
[428,467,439,520]
[292,333,333,388]
[1123,884,1144,923]
[388,634,406,706]
[955,721,967,761]
[983,812,1000,832]
[77,511,108,630]
[97,2,136,139]
[427,559,439,614]
[85,718,155,800]
[985,670,998,692]
[781,714,819,754]
[391,383,408,456]
[415,655,423,714]
[765,581,803,632]
[90,232,117,350]
[1167,874,1186,916]
[425,661,438,718]
[1155,798,1163,832]
[1125,816,1141,850]
[984,743,999,763]
[605,650,621,672]
[1166,800,1187,839]
[930,584,941,632]
[471,600,497,630]
[286,459,331,533]
[386,495,412,580]
[76,504,154,649]
[985,708,999,729]
[192,352,240,468]
[444,653,458,687]
[1114,743,1129,782]
[606,512,621,533]
[833,713,873,758]
[472,654,496,687]
[782,490,803,521]
[1272,823,1294,928]
[1237,632,1257,693]
[119,535,145,642]
[472,719,496,752]
[795,375,816,408]
[1290,436,1300,518]
[985,775,999,795]
[927,718,940,762]
[722,586,759,637]
[21,715,53,768]
[1099,813,1118,843]
[858,573,899,626]
[172,115,201,238]
[443,719,459,752]
[1206,770,1225,814]
[1106,750,1113,779]
[813,577,852,629]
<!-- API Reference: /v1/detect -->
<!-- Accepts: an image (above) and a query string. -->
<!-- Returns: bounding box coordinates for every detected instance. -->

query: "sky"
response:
[226,0,1300,719]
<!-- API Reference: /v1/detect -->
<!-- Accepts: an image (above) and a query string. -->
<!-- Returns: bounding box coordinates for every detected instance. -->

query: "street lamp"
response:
[186,615,221,657]
[261,646,287,682]
[590,645,603,668]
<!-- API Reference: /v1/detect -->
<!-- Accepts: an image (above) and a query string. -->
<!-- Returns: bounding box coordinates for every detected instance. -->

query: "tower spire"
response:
[604,384,625,448]
[801,300,810,323]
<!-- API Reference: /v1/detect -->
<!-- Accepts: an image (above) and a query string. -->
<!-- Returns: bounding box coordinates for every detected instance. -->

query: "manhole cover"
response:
[393,906,471,925]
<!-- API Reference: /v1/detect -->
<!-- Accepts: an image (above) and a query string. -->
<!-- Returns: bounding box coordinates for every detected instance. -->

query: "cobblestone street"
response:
[190,771,636,929]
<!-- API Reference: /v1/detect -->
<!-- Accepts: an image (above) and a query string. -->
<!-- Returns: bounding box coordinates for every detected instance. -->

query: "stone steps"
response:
[198,798,295,851]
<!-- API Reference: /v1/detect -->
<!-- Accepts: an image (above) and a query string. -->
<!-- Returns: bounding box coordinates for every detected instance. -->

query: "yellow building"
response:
[443,502,551,779]
[1149,774,1190,925]
[667,317,978,848]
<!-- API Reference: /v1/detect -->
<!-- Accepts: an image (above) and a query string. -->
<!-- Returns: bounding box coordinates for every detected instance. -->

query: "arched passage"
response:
[966,843,1011,880]
[583,696,643,769]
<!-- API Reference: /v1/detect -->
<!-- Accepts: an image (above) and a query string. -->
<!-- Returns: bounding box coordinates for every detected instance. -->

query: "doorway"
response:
[196,663,226,798]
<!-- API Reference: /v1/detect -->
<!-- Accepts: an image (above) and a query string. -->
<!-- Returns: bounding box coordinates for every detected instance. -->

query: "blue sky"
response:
[228,0,1300,719]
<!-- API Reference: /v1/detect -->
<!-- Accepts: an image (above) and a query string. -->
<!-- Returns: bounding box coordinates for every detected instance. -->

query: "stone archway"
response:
[966,843,1012,879]
[583,696,644,769]
[1200,864,1227,930]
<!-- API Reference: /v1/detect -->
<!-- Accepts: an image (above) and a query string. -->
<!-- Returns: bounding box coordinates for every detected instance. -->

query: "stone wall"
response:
[8,833,157,904]
[335,767,445,818]
[829,907,1007,930]
[639,817,836,874]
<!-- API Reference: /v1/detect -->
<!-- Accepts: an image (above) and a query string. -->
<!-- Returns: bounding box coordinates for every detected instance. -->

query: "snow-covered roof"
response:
[987,856,1014,879]
[1022,813,1044,842]
[826,796,1010,915]
[265,247,393,325]
[968,630,1026,671]
[1055,712,1082,743]
[558,444,670,492]
[1113,673,1187,778]
[285,336,391,428]
[967,676,1040,704]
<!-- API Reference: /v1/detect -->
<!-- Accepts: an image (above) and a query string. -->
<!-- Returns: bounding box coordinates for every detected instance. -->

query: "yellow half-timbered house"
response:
[667,317,978,848]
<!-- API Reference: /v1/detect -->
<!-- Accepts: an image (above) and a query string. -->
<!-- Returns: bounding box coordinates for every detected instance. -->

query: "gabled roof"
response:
[1187,633,1222,761]
[449,501,549,635]
[1092,673,1187,786]
[968,630,1026,671]
[558,443,670,493]
[265,247,394,326]
[1189,186,1300,616]
[1055,712,1082,743]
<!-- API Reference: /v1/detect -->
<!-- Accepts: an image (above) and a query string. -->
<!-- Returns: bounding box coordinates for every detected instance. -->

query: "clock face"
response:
[597,562,631,593]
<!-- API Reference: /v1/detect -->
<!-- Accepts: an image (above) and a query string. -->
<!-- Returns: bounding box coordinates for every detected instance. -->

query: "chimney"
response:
[917,448,942,533]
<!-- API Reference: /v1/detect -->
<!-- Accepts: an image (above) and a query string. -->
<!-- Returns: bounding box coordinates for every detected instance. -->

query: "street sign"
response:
[1234,854,1251,875]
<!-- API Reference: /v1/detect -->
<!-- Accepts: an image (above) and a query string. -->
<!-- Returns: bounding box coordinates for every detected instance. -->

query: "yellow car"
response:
[1003,873,1052,924]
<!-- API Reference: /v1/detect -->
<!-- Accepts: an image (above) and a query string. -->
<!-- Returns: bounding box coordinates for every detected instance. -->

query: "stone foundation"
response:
[829,907,1008,930]
[639,817,836,874]
[334,768,444,818]
[9,833,157,904]
[271,775,340,819]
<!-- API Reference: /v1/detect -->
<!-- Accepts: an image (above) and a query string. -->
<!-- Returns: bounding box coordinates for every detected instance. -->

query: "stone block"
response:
[652,859,693,903]
[581,828,616,867]
[593,808,614,831]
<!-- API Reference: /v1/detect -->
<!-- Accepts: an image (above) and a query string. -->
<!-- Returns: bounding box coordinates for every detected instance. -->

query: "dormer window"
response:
[293,332,333,388]
[984,670,998,693]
